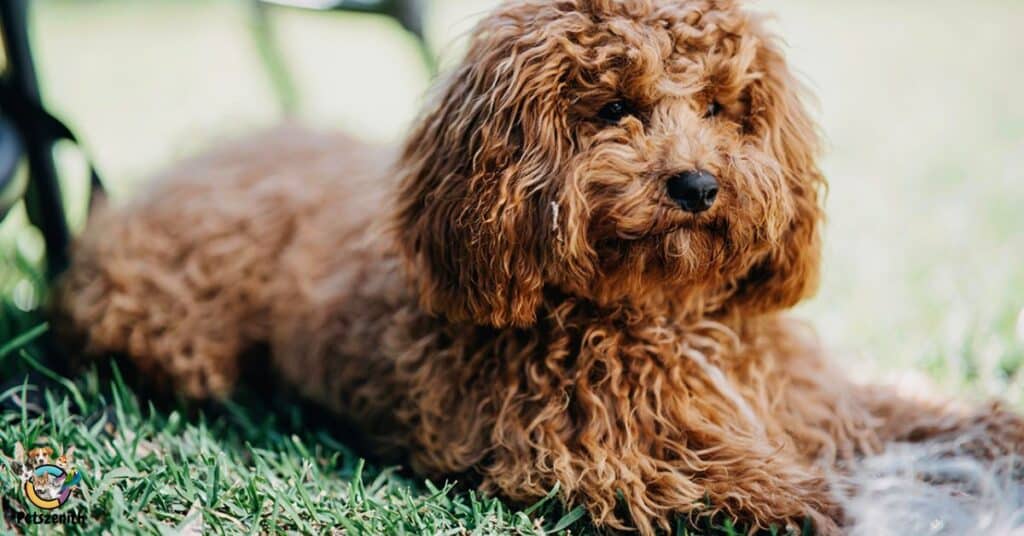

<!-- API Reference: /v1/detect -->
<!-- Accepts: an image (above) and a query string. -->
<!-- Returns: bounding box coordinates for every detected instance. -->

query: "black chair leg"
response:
[0,0,70,280]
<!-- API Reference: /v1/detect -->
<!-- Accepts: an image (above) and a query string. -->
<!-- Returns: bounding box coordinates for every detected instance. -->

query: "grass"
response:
[0,313,599,535]
[2,0,1023,534]
[0,296,768,535]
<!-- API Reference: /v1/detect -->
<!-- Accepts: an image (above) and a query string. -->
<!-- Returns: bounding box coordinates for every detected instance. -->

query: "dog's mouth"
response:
[596,213,733,269]
[620,202,729,241]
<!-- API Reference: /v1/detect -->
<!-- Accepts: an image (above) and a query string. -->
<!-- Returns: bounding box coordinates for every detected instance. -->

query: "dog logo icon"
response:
[6,443,81,510]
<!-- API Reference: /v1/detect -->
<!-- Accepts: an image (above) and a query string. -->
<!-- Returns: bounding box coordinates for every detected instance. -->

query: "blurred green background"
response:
[9,0,1024,398]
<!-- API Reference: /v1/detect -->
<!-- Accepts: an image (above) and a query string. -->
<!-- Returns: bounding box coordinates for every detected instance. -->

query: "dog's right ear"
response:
[392,5,576,328]
[726,28,825,314]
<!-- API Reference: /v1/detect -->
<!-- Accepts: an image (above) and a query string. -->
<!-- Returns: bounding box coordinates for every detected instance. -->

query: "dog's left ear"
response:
[393,8,572,327]
[731,36,825,313]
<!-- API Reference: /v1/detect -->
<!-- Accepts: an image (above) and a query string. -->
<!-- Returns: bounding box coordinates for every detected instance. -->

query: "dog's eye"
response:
[705,101,723,119]
[596,100,634,124]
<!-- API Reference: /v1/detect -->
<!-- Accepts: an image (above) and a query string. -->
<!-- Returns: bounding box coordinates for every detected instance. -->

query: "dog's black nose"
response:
[667,169,719,213]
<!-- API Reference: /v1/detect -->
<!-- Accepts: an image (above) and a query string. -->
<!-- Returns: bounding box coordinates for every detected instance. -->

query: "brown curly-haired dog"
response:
[54,0,1024,533]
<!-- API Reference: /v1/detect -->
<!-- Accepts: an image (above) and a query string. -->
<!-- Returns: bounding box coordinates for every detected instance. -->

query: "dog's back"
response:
[52,126,399,399]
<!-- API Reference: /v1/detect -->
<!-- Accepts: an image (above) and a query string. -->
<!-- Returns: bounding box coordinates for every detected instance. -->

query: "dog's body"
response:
[54,1,1024,533]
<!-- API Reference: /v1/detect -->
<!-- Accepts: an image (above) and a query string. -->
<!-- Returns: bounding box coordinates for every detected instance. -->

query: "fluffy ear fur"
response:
[393,7,573,328]
[730,34,826,313]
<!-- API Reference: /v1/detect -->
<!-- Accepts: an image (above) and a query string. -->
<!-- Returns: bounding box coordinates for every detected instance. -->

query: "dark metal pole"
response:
[0,0,70,279]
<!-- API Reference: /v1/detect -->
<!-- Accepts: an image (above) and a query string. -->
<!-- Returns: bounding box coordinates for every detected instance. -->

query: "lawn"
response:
[1,0,1023,534]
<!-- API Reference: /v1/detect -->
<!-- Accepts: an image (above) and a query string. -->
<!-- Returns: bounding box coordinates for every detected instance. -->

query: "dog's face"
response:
[28,447,52,468]
[396,0,824,327]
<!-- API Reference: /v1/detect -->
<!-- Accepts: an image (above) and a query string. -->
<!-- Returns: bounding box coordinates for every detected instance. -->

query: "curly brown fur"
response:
[52,0,1024,533]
